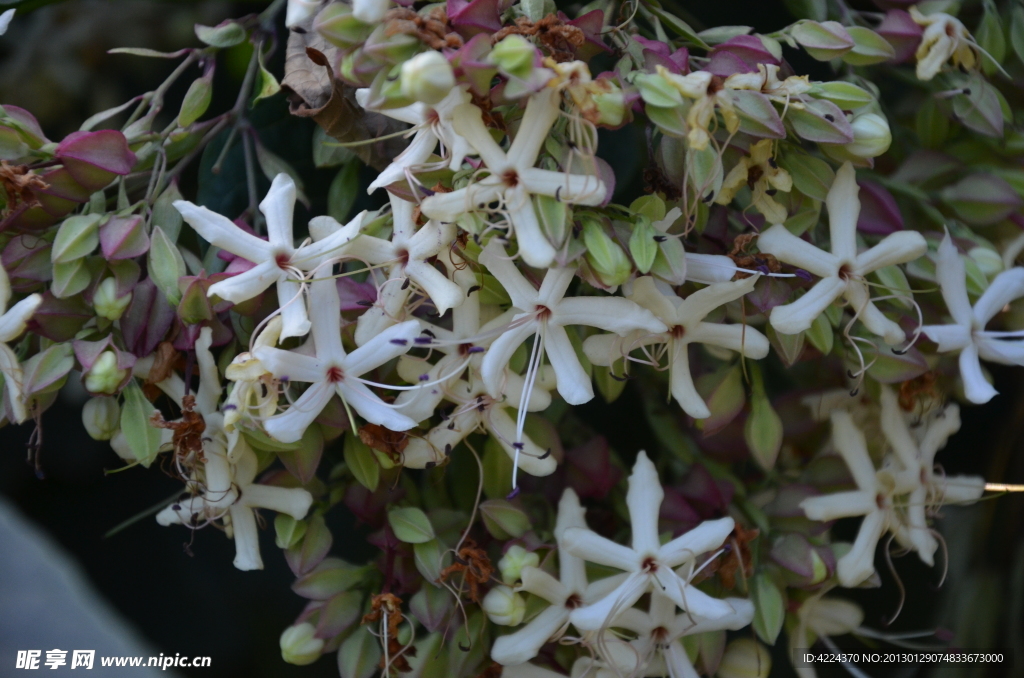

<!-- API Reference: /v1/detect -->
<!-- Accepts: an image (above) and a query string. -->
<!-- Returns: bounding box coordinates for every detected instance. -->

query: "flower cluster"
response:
[2,0,1023,676]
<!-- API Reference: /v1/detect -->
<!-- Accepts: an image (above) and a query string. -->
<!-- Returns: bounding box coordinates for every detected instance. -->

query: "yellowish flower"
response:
[910,7,978,81]
[716,139,793,224]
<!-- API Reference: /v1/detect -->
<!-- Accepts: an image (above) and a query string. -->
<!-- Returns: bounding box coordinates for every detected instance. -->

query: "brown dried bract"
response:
[476,662,504,678]
[0,162,49,213]
[729,233,780,279]
[359,424,409,465]
[384,7,463,50]
[492,15,584,62]
[151,394,207,465]
[643,164,682,202]
[438,538,494,603]
[362,592,413,672]
[697,523,759,589]
[898,371,939,412]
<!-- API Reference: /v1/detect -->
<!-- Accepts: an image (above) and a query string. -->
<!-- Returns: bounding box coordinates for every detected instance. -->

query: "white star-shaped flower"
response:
[253,277,421,442]
[356,86,474,193]
[757,162,927,345]
[420,91,607,268]
[480,241,666,407]
[561,451,738,631]
[612,591,754,678]
[492,489,627,665]
[800,410,929,587]
[0,266,42,423]
[584,275,769,418]
[174,173,364,340]
[921,231,1024,403]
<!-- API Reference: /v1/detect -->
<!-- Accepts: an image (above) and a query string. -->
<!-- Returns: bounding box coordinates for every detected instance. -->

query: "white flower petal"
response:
[338,380,417,431]
[561,527,640,572]
[506,186,558,269]
[685,253,738,283]
[669,341,709,419]
[658,516,734,568]
[229,505,263,570]
[836,509,886,587]
[800,491,877,521]
[627,451,665,556]
[491,605,569,666]
[261,174,297,247]
[508,89,561,168]
[959,343,998,404]
[757,224,840,278]
[853,230,927,275]
[277,278,311,340]
[481,318,537,399]
[253,347,324,384]
[207,259,280,304]
[264,380,334,443]
[479,241,539,311]
[543,324,594,405]
[686,322,769,359]
[241,484,314,519]
[933,231,973,326]
[878,386,920,472]
[677,276,757,325]
[921,323,972,353]
[174,200,270,263]
[830,410,878,491]
[569,571,648,631]
[976,336,1024,365]
[488,406,558,476]
[826,163,860,263]
[555,297,666,336]
[769,276,846,335]
[973,267,1024,326]
[344,320,421,377]
[405,260,463,315]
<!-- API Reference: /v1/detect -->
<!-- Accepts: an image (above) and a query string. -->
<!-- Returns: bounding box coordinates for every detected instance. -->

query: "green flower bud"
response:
[498,545,540,585]
[593,88,626,127]
[82,396,120,441]
[969,247,1004,278]
[481,585,526,626]
[400,51,455,105]
[843,112,892,158]
[93,277,132,320]
[280,622,324,666]
[490,35,536,79]
[583,219,632,287]
[717,639,772,678]
[84,351,128,395]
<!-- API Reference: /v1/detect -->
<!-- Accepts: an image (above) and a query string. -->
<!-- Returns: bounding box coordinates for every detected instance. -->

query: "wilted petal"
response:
[277,277,311,340]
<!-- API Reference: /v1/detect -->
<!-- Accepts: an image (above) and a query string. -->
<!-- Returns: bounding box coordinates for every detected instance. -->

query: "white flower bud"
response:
[717,638,772,678]
[400,51,455,105]
[84,351,128,395]
[843,113,891,159]
[280,622,324,666]
[83,396,120,441]
[481,585,526,626]
[498,545,540,585]
[93,277,132,320]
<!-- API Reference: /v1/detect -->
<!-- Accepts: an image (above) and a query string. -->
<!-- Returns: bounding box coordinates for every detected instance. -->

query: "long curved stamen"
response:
[512,326,545,490]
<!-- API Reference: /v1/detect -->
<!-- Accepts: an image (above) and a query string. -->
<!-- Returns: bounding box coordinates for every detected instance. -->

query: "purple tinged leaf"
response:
[952,76,1005,139]
[278,423,324,484]
[789,99,855,144]
[564,435,623,499]
[447,0,502,36]
[561,9,611,58]
[315,591,363,639]
[55,130,136,191]
[770,532,816,578]
[875,9,923,63]
[287,515,335,578]
[660,487,702,536]
[37,167,92,204]
[100,215,150,260]
[336,277,376,312]
[72,336,136,373]
[1,105,49,146]
[856,179,903,235]
[707,35,779,76]
[675,463,735,518]
[941,173,1023,225]
[291,557,364,600]
[409,584,454,632]
[121,279,175,356]
[731,90,786,139]
[450,34,498,96]
[22,343,75,396]
[26,293,91,342]
[866,344,928,383]
[3,235,53,286]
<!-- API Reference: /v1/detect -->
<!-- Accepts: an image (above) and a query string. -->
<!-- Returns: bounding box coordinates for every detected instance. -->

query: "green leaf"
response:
[51,258,93,299]
[313,125,355,168]
[388,507,436,544]
[253,48,281,104]
[255,142,310,207]
[778,152,833,202]
[328,158,360,223]
[344,431,380,491]
[152,182,184,242]
[148,226,187,306]
[195,22,247,48]
[178,71,213,128]
[120,379,162,467]
[975,0,1006,76]
[873,265,912,309]
[108,47,191,59]
[80,98,141,132]
[744,366,784,471]
[337,626,381,678]
[594,360,628,404]
[22,343,75,396]
[645,3,710,49]
[751,574,786,644]
[915,97,949,149]
[806,312,834,355]
[810,81,874,109]
[841,26,895,65]
[413,538,447,583]
[1011,5,1024,66]
[275,515,308,550]
[241,424,304,452]
[52,214,101,264]
[766,324,805,367]
[482,436,514,500]
[479,499,530,539]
